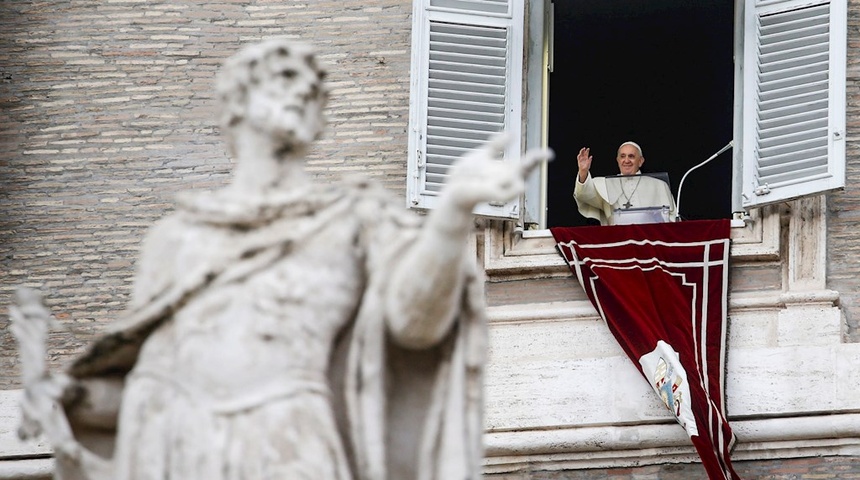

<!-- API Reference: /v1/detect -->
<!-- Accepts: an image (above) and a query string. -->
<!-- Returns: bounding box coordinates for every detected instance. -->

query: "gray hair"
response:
[618,141,643,157]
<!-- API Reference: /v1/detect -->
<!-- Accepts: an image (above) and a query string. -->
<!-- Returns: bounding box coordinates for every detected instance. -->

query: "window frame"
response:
[407,0,846,231]
[519,0,846,227]
[482,204,781,281]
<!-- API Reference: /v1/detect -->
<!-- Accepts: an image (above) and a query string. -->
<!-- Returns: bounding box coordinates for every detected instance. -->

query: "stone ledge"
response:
[483,413,860,473]
[0,458,51,480]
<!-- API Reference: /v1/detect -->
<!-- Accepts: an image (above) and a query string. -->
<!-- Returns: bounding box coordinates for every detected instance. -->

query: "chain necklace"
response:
[620,176,642,209]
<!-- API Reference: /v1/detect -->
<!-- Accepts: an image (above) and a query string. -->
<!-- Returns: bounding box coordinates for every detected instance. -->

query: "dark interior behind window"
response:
[547,0,735,227]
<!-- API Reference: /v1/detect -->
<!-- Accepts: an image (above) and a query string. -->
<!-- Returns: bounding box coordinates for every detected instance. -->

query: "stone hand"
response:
[445,132,554,210]
[9,288,76,446]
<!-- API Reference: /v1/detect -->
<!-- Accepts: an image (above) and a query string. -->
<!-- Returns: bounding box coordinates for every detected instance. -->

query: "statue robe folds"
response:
[58,179,487,480]
[574,172,677,225]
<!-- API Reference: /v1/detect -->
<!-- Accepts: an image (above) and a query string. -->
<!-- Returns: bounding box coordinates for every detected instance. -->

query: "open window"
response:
[543,0,735,227]
[407,0,846,228]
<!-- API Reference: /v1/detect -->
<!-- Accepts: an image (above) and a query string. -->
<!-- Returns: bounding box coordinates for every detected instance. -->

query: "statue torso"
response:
[110,189,400,480]
[132,211,367,404]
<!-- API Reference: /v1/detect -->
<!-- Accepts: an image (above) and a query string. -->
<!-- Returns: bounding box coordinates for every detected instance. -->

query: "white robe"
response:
[574,172,677,226]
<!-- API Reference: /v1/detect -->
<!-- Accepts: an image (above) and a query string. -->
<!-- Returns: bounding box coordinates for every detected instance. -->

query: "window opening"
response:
[545,0,735,228]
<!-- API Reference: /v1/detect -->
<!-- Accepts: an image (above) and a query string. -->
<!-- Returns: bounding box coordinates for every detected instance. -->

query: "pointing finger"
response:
[520,148,554,176]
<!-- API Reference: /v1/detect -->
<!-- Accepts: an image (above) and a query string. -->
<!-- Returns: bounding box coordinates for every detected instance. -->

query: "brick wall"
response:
[2,1,860,477]
[0,0,413,387]
[828,0,860,340]
[4,0,860,380]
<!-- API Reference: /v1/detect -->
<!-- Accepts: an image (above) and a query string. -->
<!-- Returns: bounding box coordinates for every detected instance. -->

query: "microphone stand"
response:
[676,141,733,220]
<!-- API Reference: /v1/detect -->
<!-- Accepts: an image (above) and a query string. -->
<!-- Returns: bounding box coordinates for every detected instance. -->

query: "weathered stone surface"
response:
[0,0,414,389]
[8,37,550,480]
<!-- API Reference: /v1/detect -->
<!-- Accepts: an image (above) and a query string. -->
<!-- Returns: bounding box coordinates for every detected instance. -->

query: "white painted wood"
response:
[741,0,847,208]
[407,0,526,218]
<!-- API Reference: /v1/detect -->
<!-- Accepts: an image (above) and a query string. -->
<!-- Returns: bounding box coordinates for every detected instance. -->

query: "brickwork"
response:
[828,0,860,341]
[0,0,414,387]
[1,1,860,477]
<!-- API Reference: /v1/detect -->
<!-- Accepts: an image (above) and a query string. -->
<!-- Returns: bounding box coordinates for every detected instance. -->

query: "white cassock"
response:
[574,172,677,226]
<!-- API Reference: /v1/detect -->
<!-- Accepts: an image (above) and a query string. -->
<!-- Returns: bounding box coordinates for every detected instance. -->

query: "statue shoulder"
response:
[130,213,194,309]
[340,175,423,230]
[139,213,195,263]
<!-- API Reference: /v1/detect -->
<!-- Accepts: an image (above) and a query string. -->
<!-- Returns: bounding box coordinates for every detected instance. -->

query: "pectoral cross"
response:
[620,176,641,209]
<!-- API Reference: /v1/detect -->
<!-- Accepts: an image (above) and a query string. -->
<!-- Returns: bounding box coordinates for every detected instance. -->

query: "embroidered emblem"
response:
[654,356,683,417]
[638,340,698,437]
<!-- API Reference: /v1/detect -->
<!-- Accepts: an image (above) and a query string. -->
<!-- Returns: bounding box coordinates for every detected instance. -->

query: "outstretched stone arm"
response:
[10,288,115,479]
[386,134,552,348]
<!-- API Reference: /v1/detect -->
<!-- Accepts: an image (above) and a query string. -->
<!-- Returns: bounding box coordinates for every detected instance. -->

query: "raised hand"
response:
[577,147,592,182]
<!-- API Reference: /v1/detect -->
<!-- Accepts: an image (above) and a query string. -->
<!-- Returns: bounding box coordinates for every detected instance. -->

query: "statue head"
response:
[217,39,329,155]
[616,141,645,175]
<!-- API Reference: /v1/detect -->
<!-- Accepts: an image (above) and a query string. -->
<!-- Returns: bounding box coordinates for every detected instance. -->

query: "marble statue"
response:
[9,38,552,480]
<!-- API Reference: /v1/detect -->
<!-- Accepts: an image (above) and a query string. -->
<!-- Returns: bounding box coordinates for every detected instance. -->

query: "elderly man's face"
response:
[616,145,644,175]
[247,46,326,149]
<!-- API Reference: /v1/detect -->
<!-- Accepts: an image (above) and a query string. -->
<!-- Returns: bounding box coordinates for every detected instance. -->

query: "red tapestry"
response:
[551,219,740,480]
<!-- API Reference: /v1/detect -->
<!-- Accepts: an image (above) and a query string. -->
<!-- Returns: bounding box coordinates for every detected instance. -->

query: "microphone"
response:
[676,141,733,220]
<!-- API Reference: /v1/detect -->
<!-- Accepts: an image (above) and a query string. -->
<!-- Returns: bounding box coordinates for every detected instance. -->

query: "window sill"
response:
[481,205,780,282]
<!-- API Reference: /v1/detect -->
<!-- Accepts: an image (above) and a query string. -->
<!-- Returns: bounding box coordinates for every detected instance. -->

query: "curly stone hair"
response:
[215,38,329,133]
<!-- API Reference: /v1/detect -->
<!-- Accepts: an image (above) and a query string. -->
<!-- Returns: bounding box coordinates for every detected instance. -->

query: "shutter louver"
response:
[425,22,508,193]
[741,0,846,208]
[755,4,829,186]
[407,0,524,218]
[430,0,509,15]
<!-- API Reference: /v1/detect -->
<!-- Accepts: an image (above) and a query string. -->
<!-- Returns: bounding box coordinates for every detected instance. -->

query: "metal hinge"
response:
[411,150,423,205]
[754,183,771,196]
[416,150,425,173]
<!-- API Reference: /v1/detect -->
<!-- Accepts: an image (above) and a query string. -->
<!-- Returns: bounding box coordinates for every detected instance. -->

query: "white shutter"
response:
[407,0,525,218]
[741,0,846,208]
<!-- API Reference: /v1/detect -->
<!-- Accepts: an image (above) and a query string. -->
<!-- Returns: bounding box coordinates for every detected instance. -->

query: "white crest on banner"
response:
[639,340,698,437]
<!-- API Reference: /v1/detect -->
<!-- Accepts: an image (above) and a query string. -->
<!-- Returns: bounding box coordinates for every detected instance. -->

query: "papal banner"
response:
[551,219,740,480]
